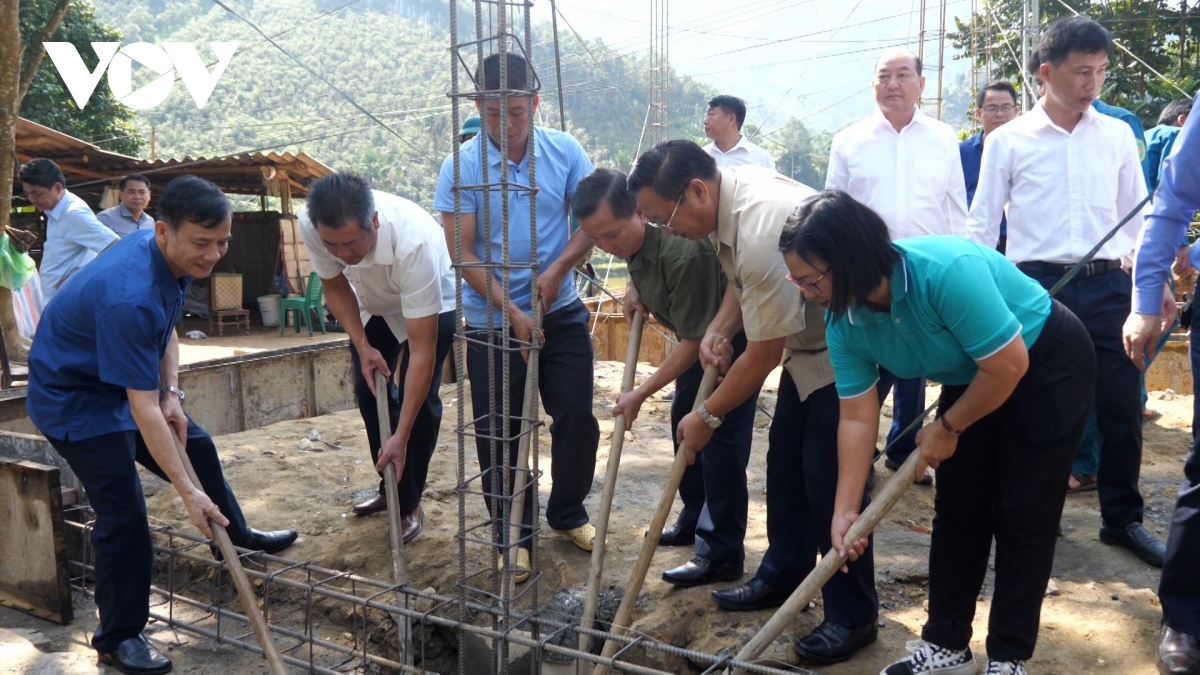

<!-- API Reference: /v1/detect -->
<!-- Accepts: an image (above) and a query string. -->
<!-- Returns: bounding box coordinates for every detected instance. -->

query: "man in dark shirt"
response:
[960,81,1018,254]
[574,168,758,587]
[27,176,297,674]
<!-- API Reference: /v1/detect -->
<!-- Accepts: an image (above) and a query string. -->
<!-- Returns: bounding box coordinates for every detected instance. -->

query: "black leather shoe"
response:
[793,619,878,664]
[353,492,388,516]
[1159,625,1200,674]
[654,516,696,547]
[711,577,791,611]
[662,556,743,588]
[241,528,299,554]
[98,634,173,674]
[1100,521,1165,567]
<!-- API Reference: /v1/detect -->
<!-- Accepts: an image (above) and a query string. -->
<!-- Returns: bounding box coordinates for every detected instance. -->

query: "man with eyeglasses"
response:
[629,140,879,665]
[960,81,1018,254]
[825,47,968,486]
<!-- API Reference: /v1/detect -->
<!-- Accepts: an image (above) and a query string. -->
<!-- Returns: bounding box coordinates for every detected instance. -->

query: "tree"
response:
[758,118,830,189]
[951,0,1200,125]
[2,0,73,362]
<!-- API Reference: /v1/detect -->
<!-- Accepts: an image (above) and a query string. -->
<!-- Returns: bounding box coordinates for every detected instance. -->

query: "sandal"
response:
[497,547,531,584]
[1067,472,1098,494]
[554,523,596,552]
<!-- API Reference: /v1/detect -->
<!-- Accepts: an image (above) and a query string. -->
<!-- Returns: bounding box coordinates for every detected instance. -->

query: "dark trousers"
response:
[466,299,599,544]
[1161,330,1200,635]
[1026,268,1144,527]
[47,420,251,653]
[1191,306,1200,439]
[349,311,456,513]
[671,332,757,564]
[753,375,878,629]
[876,370,925,465]
[923,301,1095,661]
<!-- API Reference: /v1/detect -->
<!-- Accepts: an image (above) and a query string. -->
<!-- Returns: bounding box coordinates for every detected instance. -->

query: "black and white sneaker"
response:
[984,659,1027,675]
[880,640,976,674]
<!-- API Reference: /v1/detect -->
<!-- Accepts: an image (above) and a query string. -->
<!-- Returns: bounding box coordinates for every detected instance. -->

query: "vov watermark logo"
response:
[43,42,238,110]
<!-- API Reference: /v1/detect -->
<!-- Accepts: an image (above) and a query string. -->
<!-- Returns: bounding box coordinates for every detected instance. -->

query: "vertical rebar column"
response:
[447,1,543,672]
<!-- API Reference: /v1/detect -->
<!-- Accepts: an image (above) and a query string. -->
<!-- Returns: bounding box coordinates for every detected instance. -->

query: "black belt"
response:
[1017,259,1123,278]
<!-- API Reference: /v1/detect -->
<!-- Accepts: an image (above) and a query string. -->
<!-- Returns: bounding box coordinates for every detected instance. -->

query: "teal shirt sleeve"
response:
[827,316,881,399]
[930,255,1023,361]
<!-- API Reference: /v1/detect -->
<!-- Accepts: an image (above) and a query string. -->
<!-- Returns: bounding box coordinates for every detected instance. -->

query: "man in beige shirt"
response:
[628,140,878,665]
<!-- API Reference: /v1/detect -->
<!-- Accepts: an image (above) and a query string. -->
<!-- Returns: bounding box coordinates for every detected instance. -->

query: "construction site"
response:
[2,0,1199,673]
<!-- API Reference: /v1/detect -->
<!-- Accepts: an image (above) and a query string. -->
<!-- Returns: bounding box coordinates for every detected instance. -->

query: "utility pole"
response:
[150,125,156,161]
[1021,0,1031,111]
[936,0,947,120]
[918,0,927,110]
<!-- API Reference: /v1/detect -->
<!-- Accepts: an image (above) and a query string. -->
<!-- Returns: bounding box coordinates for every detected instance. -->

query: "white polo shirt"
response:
[703,135,776,169]
[300,190,455,344]
[826,108,968,239]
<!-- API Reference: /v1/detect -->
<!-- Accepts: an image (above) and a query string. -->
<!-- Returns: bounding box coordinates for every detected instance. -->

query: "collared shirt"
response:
[959,131,1006,237]
[39,190,120,302]
[827,236,1051,399]
[27,230,189,441]
[626,224,725,340]
[712,166,834,401]
[434,127,594,327]
[301,191,455,344]
[1145,124,1182,190]
[96,202,155,238]
[1092,99,1149,186]
[703,135,775,169]
[826,108,968,239]
[966,102,1148,264]
[1132,94,1200,315]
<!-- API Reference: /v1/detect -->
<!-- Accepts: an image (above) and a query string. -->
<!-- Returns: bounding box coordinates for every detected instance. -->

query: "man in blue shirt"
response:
[1125,90,1200,675]
[960,81,1018,253]
[1146,98,1191,190]
[434,52,600,579]
[97,174,156,238]
[17,158,119,303]
[27,176,297,674]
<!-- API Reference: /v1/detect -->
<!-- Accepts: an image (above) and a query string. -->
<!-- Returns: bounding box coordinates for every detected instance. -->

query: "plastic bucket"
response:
[257,294,282,326]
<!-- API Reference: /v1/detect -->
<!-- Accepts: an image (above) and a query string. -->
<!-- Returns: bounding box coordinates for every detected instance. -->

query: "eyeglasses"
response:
[650,193,685,231]
[982,104,1017,115]
[786,268,828,294]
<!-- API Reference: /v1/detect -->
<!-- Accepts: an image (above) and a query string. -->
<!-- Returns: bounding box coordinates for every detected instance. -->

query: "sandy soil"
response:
[4,360,1192,674]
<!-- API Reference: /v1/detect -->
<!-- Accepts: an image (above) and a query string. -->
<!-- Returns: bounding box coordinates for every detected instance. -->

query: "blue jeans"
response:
[876,369,925,465]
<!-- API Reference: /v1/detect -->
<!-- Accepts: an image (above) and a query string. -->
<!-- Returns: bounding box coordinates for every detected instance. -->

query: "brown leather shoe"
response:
[1160,625,1200,674]
[352,493,387,517]
[401,507,424,544]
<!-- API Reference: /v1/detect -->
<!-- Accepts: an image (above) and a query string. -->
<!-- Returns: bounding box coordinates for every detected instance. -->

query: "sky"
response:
[528,0,979,131]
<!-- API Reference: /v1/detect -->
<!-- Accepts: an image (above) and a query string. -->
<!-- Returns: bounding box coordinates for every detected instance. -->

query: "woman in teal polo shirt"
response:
[777,191,1095,675]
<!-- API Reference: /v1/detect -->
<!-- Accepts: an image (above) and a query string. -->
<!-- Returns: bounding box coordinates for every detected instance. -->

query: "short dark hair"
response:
[306,173,374,231]
[976,81,1018,109]
[777,190,899,316]
[478,52,531,92]
[159,176,230,232]
[627,140,718,201]
[17,158,65,190]
[119,174,151,191]
[1026,48,1041,77]
[708,95,748,129]
[1039,16,1113,67]
[1159,98,1193,126]
[912,54,923,76]
[574,168,637,221]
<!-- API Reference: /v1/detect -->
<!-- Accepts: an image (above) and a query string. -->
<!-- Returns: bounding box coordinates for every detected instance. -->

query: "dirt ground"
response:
[3,360,1192,674]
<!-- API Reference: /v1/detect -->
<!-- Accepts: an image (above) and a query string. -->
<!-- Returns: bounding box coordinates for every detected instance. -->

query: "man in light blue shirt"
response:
[97,174,156,238]
[1125,89,1200,675]
[434,52,600,579]
[18,158,119,303]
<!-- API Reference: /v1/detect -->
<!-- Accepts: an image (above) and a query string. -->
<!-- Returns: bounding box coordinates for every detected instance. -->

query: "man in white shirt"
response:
[825,48,968,481]
[702,95,775,169]
[18,158,119,303]
[966,16,1163,568]
[298,173,456,544]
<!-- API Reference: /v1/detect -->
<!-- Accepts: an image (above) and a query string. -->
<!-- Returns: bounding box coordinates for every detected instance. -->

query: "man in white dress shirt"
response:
[299,173,456,544]
[825,48,968,482]
[702,95,775,169]
[967,16,1164,568]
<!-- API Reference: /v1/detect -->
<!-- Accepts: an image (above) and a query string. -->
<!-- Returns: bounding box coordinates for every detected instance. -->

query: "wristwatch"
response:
[697,402,723,429]
[161,385,186,403]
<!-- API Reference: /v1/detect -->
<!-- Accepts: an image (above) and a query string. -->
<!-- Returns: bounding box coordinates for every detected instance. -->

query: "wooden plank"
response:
[0,459,72,624]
